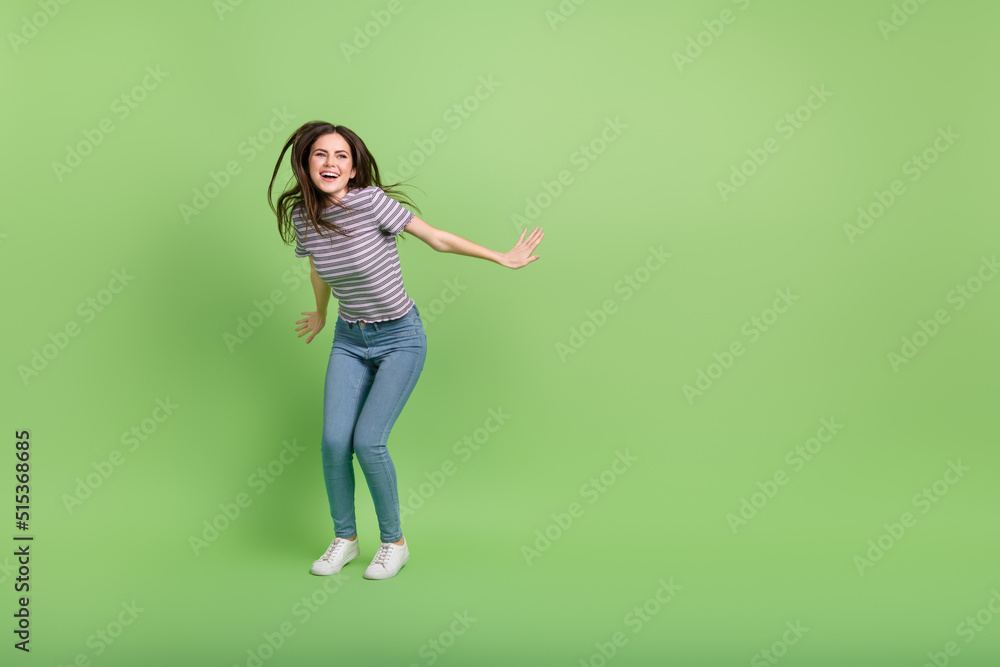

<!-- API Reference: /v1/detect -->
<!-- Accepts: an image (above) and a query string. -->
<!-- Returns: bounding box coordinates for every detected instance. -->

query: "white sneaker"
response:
[363,538,409,580]
[310,536,359,575]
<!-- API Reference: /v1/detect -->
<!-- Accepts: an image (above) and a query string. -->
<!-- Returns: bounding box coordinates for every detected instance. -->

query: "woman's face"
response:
[308,132,356,204]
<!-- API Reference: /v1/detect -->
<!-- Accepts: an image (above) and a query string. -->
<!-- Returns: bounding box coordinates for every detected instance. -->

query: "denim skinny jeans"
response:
[321,304,426,544]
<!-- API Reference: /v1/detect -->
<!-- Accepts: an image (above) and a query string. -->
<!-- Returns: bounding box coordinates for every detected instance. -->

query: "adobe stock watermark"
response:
[578,578,681,667]
[920,588,1000,667]
[400,407,510,519]
[522,449,638,566]
[406,610,477,667]
[545,0,590,30]
[717,84,833,202]
[51,66,169,182]
[61,397,180,514]
[384,75,500,183]
[853,459,970,576]
[188,438,307,556]
[877,0,933,40]
[417,278,467,325]
[843,126,959,244]
[179,107,295,224]
[750,620,810,667]
[511,116,627,234]
[214,0,247,21]
[672,0,757,73]
[886,254,998,372]
[223,257,313,352]
[726,417,844,534]
[556,245,670,363]
[682,288,799,404]
[0,556,17,586]
[340,0,419,62]
[232,572,349,667]
[224,290,289,353]
[17,268,136,386]
[53,600,144,664]
[8,0,73,54]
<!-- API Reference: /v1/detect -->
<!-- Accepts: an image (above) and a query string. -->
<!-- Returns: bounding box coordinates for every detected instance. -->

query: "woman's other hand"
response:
[295,311,326,343]
[502,226,544,269]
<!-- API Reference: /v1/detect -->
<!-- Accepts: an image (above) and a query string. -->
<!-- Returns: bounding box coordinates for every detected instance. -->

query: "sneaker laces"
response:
[370,542,396,567]
[320,538,348,562]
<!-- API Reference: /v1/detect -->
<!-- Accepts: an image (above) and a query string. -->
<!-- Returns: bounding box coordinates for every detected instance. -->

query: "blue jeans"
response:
[321,304,426,544]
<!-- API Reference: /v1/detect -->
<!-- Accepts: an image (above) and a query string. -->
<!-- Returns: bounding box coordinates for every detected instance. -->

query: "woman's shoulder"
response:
[345,185,388,211]
[355,185,381,198]
[331,185,379,205]
[316,187,371,214]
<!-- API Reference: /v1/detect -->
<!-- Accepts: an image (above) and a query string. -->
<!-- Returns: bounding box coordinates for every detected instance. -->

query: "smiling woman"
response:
[266,120,544,581]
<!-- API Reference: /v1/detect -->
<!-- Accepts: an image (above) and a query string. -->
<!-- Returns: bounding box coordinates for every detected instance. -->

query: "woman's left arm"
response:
[403,216,544,269]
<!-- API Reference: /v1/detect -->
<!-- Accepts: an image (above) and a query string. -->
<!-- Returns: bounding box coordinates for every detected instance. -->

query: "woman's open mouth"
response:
[320,171,339,183]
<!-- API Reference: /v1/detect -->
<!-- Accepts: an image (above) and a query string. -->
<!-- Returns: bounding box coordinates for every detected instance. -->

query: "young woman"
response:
[268,122,543,580]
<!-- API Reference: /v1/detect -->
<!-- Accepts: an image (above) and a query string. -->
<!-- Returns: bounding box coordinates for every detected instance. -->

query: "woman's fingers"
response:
[520,227,543,249]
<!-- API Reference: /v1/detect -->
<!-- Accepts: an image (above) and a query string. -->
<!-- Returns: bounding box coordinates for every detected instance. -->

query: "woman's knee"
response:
[321,430,354,459]
[352,436,389,466]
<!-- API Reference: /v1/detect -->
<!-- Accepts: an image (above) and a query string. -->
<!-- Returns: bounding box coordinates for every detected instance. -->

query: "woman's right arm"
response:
[295,257,332,343]
[309,256,332,317]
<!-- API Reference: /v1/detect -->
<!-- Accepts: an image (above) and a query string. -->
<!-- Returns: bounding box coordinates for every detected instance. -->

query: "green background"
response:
[3,0,999,664]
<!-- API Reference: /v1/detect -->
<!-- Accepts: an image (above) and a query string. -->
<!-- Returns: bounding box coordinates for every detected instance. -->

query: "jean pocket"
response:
[379,317,418,337]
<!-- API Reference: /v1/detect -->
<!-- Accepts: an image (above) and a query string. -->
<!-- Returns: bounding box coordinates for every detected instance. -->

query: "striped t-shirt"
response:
[292,186,416,323]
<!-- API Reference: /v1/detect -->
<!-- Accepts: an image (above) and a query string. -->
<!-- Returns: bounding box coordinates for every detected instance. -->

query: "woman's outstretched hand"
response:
[295,311,326,344]
[502,226,544,269]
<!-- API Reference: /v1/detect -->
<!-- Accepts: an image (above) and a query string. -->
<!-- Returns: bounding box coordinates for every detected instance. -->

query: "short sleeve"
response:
[292,210,310,258]
[372,187,415,237]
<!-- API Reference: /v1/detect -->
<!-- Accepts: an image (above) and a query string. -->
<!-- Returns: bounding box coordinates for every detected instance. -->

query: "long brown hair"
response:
[268,121,422,247]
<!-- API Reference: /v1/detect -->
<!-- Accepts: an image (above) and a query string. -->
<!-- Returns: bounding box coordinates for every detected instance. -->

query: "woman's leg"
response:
[352,326,427,544]
[321,338,376,540]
